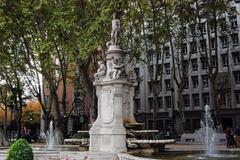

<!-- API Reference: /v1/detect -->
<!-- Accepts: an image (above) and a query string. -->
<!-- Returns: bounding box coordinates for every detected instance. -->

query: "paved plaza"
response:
[0,144,239,160]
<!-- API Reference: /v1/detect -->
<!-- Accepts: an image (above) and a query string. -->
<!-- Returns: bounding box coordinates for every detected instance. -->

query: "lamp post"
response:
[72,96,85,130]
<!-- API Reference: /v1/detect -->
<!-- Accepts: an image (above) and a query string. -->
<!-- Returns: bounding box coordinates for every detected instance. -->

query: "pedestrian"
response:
[226,127,237,148]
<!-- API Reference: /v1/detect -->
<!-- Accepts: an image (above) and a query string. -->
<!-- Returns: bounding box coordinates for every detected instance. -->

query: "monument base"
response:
[89,126,127,153]
[88,152,118,160]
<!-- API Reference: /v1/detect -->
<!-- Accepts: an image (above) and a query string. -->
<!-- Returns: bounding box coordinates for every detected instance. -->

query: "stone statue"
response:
[111,13,120,45]
[94,61,106,81]
[107,57,125,80]
[124,55,137,82]
[111,58,125,79]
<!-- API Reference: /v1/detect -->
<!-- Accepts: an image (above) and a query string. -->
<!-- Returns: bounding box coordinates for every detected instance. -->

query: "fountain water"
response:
[46,121,55,150]
[200,105,217,156]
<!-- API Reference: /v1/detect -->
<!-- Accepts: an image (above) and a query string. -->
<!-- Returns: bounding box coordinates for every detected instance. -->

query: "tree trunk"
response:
[0,127,9,146]
[176,88,185,133]
[3,107,7,134]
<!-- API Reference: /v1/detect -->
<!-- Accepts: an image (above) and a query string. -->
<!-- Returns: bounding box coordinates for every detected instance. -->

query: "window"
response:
[232,33,239,46]
[221,54,228,67]
[202,93,210,105]
[135,99,140,110]
[185,119,191,131]
[230,15,238,30]
[183,95,190,107]
[147,50,154,61]
[220,37,228,48]
[193,94,200,106]
[218,93,226,105]
[192,76,199,88]
[232,52,240,65]
[156,120,164,130]
[201,57,208,69]
[158,97,163,108]
[202,75,209,87]
[190,41,197,53]
[182,43,187,55]
[165,63,170,75]
[165,79,171,91]
[148,65,154,77]
[193,119,200,131]
[157,64,162,75]
[184,77,189,89]
[148,82,153,93]
[211,38,215,49]
[165,46,170,59]
[200,40,206,52]
[235,91,240,103]
[165,96,172,108]
[191,59,198,71]
[199,23,206,34]
[148,98,153,109]
[165,120,172,131]
[234,71,240,84]
[182,60,188,72]
[211,56,216,68]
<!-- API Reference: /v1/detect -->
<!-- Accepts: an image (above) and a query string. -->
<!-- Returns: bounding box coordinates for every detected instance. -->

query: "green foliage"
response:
[7,138,33,160]
[71,132,89,139]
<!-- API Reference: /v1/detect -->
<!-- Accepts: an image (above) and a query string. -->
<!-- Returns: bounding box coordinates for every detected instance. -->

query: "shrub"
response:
[72,132,89,139]
[7,138,33,160]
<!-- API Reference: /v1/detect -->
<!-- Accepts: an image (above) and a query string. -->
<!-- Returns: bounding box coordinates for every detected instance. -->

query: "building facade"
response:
[134,1,240,133]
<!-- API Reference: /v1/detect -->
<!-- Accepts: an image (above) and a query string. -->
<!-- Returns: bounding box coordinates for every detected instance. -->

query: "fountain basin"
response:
[118,142,240,160]
[119,150,240,160]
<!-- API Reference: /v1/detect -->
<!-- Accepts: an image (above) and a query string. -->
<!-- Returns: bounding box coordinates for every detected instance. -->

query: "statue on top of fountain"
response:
[111,12,120,46]
[107,13,120,48]
[93,13,137,83]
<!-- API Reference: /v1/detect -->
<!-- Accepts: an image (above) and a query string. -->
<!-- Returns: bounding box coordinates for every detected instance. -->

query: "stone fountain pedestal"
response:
[89,45,137,159]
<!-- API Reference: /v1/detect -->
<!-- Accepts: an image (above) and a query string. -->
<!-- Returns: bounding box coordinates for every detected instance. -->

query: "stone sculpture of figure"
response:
[124,55,137,81]
[111,58,125,80]
[111,13,120,45]
[94,61,106,81]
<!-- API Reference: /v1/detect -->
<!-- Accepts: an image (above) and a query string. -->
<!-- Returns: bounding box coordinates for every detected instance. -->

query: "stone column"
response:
[89,82,127,153]
[89,44,137,156]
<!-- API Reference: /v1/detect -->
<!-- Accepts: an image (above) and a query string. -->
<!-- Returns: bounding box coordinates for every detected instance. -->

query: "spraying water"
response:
[200,105,217,156]
[46,120,55,150]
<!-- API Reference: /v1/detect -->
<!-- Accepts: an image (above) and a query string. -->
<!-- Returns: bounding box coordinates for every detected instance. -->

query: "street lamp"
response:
[72,96,85,129]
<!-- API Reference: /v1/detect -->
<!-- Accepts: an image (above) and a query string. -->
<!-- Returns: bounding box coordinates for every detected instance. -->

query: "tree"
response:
[195,0,233,128]
[167,0,198,133]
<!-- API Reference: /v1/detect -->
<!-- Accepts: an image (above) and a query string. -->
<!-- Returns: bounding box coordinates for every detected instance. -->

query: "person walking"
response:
[226,127,237,148]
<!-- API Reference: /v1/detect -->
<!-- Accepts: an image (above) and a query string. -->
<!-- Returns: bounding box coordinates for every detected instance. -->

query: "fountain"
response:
[125,105,240,160]
[46,120,55,150]
[201,105,217,156]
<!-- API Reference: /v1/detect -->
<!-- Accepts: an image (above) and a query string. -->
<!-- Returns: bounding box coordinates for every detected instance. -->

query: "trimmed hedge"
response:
[7,138,33,160]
